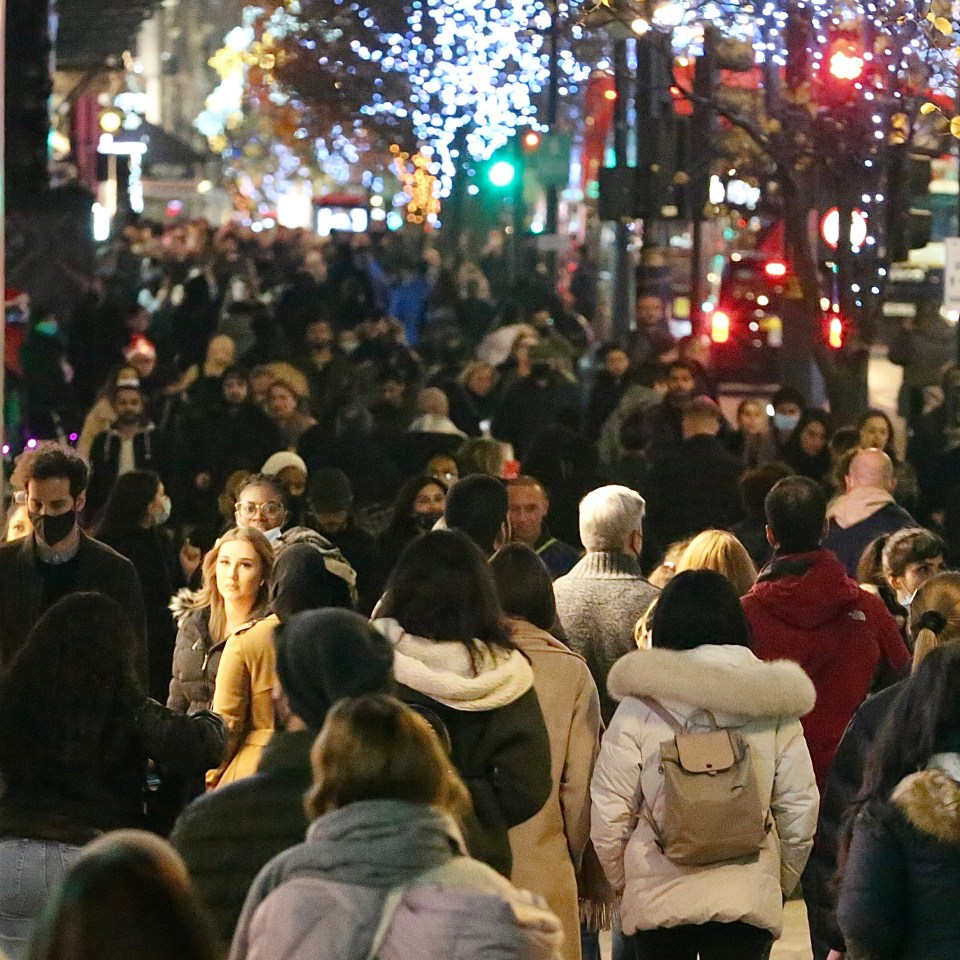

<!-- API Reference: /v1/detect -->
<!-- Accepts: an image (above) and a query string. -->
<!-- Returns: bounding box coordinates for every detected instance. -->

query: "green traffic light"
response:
[488,160,517,188]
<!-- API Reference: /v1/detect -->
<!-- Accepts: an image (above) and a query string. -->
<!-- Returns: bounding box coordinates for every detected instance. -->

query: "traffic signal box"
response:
[886,148,933,263]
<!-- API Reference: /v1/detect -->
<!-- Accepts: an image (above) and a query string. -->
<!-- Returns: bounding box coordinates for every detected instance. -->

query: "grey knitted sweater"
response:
[553,551,660,725]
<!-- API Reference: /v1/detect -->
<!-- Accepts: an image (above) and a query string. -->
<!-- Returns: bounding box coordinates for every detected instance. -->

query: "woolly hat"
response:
[274,609,394,730]
[310,468,353,513]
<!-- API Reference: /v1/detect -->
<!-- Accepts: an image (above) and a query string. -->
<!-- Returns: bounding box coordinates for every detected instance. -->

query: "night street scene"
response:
[3,0,960,957]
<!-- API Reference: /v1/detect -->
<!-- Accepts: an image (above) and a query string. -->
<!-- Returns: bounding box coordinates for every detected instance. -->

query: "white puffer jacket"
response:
[591,644,819,937]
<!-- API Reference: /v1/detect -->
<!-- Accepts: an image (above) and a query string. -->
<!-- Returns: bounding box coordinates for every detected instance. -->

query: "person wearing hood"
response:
[742,475,909,794]
[837,643,960,960]
[823,448,916,578]
[230,695,562,960]
[172,601,394,947]
[591,570,819,958]
[373,530,552,877]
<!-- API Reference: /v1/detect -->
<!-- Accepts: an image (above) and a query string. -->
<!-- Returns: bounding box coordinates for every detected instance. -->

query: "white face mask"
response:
[897,587,918,608]
[263,525,283,545]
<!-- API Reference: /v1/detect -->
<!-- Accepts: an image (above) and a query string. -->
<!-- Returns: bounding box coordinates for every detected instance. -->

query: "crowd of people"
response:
[0,220,959,960]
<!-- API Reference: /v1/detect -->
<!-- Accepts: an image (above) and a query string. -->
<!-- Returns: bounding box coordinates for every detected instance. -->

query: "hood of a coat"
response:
[827,487,896,529]
[750,549,861,629]
[892,761,960,847]
[607,644,816,720]
[373,618,533,712]
[302,799,464,887]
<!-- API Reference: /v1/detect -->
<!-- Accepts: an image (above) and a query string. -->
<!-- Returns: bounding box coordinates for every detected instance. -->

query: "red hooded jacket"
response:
[742,549,909,791]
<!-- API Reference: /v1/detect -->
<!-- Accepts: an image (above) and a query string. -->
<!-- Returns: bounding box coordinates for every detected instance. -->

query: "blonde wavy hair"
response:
[190,527,274,642]
[677,530,757,598]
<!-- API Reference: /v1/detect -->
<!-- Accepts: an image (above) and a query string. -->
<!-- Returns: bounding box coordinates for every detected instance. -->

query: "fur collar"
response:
[892,764,960,846]
[373,618,533,712]
[607,645,816,719]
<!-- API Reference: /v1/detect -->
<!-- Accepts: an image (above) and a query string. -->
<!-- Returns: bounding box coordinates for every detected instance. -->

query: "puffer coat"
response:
[591,644,819,937]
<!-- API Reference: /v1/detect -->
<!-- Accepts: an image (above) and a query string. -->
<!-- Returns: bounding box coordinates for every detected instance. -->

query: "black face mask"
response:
[30,509,77,547]
[413,511,443,532]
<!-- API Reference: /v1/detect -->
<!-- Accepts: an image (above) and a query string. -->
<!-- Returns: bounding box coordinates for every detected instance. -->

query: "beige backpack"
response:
[639,696,771,867]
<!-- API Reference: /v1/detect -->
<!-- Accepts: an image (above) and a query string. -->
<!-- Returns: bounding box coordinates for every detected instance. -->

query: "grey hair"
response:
[578,485,646,553]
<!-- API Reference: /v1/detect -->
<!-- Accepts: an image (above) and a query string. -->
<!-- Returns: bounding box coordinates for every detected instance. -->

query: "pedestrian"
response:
[374,529,552,876]
[742,475,910,794]
[805,570,960,960]
[585,344,636,441]
[643,396,744,568]
[446,361,498,436]
[3,501,32,542]
[0,448,148,687]
[85,374,158,520]
[97,470,201,702]
[856,408,919,514]
[730,462,792,570]
[823,448,915,577]
[837,643,960,960]
[377,474,448,579]
[171,609,395,944]
[168,527,274,715]
[25,831,219,960]
[444,473,510,557]
[0,594,224,956]
[675,529,758,597]
[553,485,659,725]
[591,570,819,960]
[507,476,581,580]
[490,543,602,960]
[728,398,778,469]
[265,378,317,449]
[782,409,833,487]
[230,695,562,960]
[881,526,947,610]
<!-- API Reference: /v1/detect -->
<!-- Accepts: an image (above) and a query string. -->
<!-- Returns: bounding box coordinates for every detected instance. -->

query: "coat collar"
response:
[608,645,816,719]
[563,551,643,580]
[893,761,960,846]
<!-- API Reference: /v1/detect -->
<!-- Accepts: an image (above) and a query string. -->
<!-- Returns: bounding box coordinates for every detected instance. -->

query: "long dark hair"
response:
[97,470,162,541]
[489,542,557,631]
[838,644,960,873]
[0,593,142,805]
[379,474,447,560]
[378,529,513,670]
[783,409,832,482]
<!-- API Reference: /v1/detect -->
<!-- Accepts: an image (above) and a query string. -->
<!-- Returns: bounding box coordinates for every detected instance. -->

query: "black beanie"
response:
[274,609,394,730]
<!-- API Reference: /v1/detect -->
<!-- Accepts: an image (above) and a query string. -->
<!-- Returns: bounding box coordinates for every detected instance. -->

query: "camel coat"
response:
[507,618,602,960]
[207,615,279,790]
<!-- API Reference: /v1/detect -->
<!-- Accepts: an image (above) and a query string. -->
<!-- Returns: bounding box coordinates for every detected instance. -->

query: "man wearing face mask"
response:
[0,448,148,686]
[86,376,158,521]
[297,318,352,422]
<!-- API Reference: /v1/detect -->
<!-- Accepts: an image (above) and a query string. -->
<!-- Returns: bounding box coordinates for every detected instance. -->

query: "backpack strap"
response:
[638,696,684,733]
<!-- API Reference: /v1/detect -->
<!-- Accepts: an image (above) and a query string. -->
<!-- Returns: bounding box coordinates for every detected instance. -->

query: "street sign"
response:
[531,133,572,188]
[945,238,960,308]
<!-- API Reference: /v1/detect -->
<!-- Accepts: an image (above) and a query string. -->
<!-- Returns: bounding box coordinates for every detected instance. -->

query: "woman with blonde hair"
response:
[168,527,274,716]
[676,529,758,598]
[231,696,562,960]
[805,569,960,960]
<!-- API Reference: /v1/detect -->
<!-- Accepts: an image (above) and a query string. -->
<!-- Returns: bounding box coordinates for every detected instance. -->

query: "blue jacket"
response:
[823,500,915,577]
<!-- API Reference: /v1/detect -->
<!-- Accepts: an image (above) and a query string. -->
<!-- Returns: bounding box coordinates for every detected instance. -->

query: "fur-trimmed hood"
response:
[893,760,960,846]
[607,644,816,720]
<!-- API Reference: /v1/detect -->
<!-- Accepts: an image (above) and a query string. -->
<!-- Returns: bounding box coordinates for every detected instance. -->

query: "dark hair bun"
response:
[917,610,949,635]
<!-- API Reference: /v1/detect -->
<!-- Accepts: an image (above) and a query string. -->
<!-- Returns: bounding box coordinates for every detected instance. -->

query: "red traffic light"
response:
[827,40,865,82]
[521,130,543,152]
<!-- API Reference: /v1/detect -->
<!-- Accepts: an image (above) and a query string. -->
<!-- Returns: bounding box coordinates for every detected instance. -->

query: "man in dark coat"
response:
[0,448,147,686]
[823,447,915,577]
[507,475,581,579]
[644,396,744,560]
[170,609,395,946]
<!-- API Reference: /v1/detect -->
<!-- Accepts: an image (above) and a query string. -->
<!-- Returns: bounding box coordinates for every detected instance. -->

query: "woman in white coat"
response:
[591,569,819,960]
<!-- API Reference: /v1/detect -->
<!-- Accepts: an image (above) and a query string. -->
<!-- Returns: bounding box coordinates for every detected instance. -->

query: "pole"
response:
[1,0,7,506]
[544,6,560,281]
[612,38,632,343]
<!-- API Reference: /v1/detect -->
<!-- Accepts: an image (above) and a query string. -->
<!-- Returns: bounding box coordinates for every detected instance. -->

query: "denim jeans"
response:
[0,838,84,959]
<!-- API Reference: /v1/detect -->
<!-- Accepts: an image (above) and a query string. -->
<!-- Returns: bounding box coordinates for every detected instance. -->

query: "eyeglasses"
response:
[235,500,285,521]
[13,491,26,505]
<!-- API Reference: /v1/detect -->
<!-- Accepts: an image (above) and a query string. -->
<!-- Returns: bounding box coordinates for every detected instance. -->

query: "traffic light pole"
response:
[612,38,632,343]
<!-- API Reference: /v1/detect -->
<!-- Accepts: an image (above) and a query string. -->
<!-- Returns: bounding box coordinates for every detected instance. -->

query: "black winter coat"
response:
[0,700,224,835]
[804,682,902,953]
[171,729,314,946]
[167,608,225,715]
[838,761,960,960]
[0,532,148,688]
[644,433,745,558]
[397,683,552,877]
[86,425,160,518]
